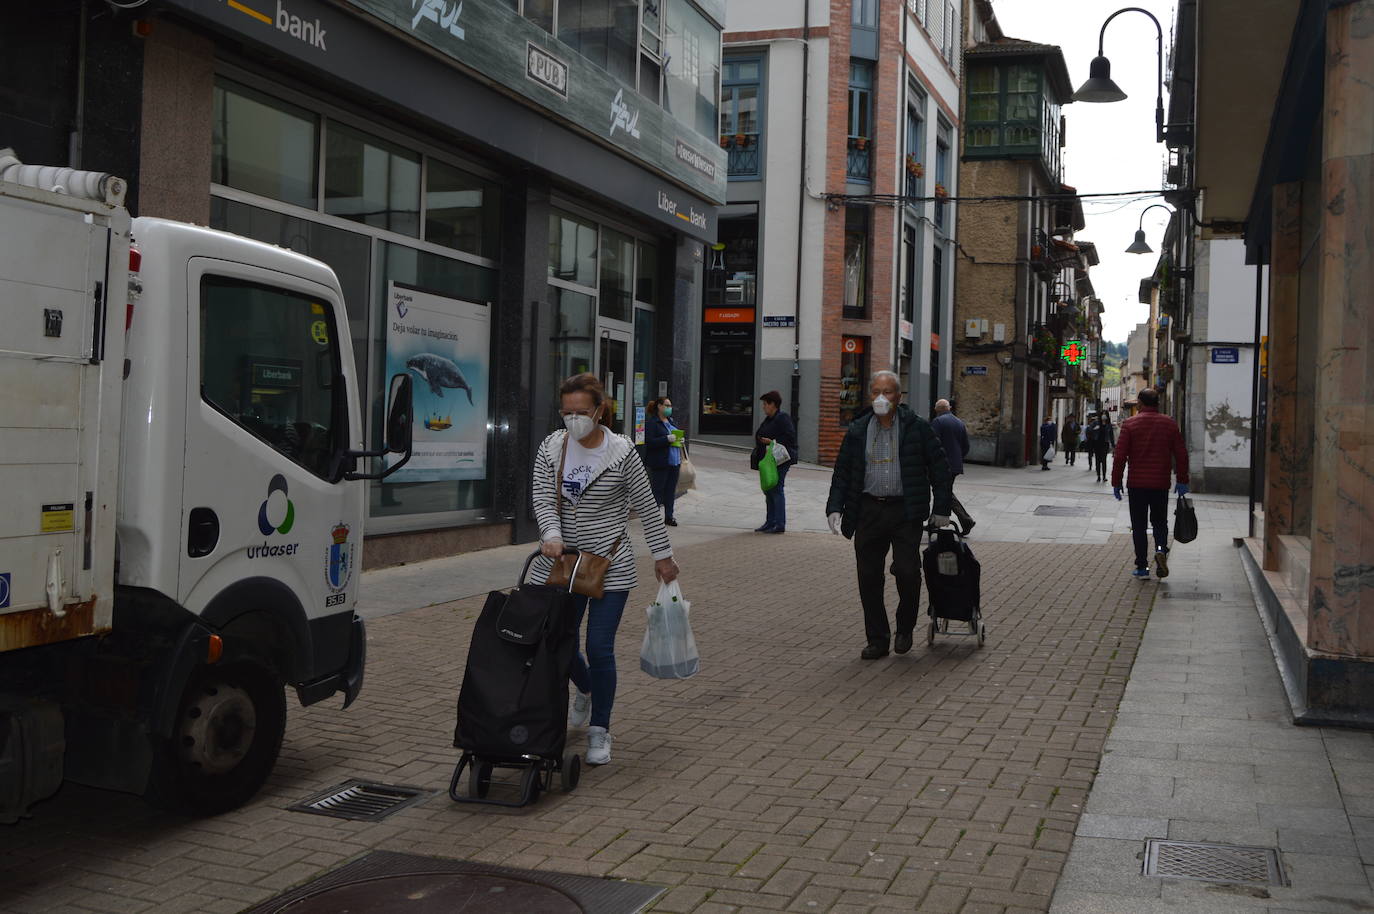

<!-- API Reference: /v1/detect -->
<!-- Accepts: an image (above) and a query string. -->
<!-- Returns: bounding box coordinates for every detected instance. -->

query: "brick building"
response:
[948,8,1099,466]
[712,0,964,464]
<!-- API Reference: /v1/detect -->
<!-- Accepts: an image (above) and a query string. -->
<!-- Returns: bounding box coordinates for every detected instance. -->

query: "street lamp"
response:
[1126,203,1174,254]
[1073,6,1166,143]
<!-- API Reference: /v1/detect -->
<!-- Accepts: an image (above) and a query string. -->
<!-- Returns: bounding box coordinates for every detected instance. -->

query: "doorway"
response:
[599,328,631,436]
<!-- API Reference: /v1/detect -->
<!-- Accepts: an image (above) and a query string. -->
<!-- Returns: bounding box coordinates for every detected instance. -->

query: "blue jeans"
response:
[650,465,679,520]
[764,461,790,529]
[568,589,629,730]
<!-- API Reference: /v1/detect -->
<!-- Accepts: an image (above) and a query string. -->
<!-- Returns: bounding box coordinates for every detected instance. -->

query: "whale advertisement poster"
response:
[384,282,489,482]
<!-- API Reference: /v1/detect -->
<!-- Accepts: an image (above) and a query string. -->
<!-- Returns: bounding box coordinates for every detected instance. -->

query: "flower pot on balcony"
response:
[735,134,748,148]
[934,184,949,199]
[720,136,730,148]
[855,136,869,150]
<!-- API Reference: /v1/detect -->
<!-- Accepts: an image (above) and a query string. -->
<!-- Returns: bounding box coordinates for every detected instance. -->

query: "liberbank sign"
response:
[164,0,723,238]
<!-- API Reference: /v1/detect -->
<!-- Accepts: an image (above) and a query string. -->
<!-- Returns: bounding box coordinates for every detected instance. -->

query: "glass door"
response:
[598,328,632,436]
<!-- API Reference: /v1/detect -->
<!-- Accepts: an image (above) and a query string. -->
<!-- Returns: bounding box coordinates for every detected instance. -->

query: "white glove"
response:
[827,512,843,535]
[929,515,951,529]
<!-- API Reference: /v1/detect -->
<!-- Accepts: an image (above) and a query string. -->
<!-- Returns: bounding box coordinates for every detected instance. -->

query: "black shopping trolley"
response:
[922,526,985,647]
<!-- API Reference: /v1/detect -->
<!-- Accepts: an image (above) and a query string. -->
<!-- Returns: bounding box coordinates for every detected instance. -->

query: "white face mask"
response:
[564,413,597,440]
[872,395,892,416]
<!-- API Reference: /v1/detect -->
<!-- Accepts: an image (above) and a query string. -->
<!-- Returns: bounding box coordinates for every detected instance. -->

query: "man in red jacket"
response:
[1112,388,1189,578]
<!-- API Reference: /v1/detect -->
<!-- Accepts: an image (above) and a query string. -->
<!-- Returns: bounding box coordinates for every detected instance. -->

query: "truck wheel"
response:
[147,661,286,815]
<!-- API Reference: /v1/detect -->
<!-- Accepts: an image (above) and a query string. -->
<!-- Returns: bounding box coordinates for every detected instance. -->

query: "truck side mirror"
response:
[385,373,412,454]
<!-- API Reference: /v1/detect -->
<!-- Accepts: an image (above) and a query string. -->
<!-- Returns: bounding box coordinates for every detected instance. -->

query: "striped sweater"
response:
[530,428,674,592]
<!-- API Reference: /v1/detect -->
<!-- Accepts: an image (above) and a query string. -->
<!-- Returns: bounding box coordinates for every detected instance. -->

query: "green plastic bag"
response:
[758,446,779,492]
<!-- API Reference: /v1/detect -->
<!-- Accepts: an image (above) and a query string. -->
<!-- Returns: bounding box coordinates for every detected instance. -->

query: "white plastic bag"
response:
[640,580,699,679]
[770,440,792,467]
[1042,444,1056,463]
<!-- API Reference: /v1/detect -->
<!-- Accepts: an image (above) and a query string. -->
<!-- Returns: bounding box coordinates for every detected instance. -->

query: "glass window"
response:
[211,79,318,209]
[525,0,554,32]
[558,0,639,85]
[370,242,496,518]
[642,0,662,53]
[599,227,634,322]
[199,275,343,480]
[847,61,873,181]
[838,338,867,426]
[550,286,596,395]
[548,210,598,287]
[664,0,721,138]
[324,121,421,236]
[905,89,925,198]
[843,207,868,317]
[636,241,658,304]
[852,0,878,26]
[935,118,951,230]
[721,57,762,178]
[425,159,500,259]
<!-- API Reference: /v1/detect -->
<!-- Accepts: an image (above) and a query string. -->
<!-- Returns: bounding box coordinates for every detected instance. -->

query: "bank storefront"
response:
[153,0,724,564]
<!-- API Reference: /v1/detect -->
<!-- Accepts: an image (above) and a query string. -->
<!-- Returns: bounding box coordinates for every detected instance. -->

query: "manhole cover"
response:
[1033,505,1089,516]
[243,851,667,914]
[1159,592,1223,600]
[288,780,431,821]
[1143,839,1286,885]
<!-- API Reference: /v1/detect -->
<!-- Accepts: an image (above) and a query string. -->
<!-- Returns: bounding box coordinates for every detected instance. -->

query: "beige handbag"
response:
[545,438,621,599]
[675,449,696,496]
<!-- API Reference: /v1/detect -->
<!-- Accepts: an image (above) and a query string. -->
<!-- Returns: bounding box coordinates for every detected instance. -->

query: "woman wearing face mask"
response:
[750,390,799,533]
[642,397,683,526]
[530,373,680,766]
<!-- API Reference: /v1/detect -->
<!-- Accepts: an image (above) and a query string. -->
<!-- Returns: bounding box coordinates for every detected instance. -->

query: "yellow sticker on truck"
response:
[41,503,75,533]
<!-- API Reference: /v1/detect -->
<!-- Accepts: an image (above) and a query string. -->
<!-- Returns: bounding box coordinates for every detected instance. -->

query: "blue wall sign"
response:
[1211,347,1240,364]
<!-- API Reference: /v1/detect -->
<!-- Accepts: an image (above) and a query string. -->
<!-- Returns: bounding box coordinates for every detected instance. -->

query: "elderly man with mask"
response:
[826,371,954,659]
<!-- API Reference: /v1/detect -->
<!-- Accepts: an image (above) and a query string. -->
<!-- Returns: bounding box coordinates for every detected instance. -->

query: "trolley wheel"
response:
[561,752,582,792]
[468,760,493,799]
[927,621,937,645]
[977,621,987,648]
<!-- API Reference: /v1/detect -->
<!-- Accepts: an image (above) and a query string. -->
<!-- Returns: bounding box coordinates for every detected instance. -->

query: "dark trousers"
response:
[950,475,973,530]
[853,496,923,643]
[1127,487,1169,568]
[1094,445,1111,480]
[650,465,680,520]
[1064,442,1077,464]
[763,461,790,529]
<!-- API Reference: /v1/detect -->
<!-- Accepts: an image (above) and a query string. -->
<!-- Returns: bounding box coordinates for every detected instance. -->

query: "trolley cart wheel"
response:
[468,759,494,799]
[561,751,582,792]
[927,621,937,645]
[977,621,987,647]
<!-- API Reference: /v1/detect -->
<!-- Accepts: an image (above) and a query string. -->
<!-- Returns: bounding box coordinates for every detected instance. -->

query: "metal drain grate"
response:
[289,779,432,822]
[1143,839,1286,885]
[1033,505,1089,517]
[1159,592,1224,600]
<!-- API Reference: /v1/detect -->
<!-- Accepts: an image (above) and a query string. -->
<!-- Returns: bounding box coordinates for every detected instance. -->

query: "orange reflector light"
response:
[207,634,223,664]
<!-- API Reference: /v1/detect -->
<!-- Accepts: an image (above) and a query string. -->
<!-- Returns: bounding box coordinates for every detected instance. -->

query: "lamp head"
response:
[1125,229,1153,255]
[1073,55,1128,103]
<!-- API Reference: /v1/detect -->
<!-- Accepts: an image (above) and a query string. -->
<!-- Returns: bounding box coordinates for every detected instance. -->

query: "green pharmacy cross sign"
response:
[1060,341,1087,365]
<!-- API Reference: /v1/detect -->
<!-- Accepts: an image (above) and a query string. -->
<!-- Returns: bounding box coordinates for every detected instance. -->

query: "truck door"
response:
[179,259,362,655]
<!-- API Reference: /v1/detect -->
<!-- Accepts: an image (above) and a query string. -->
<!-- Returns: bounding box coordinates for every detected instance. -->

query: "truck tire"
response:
[146,660,286,815]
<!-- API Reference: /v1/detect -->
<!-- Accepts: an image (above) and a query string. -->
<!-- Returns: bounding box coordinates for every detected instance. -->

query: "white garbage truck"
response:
[0,152,413,820]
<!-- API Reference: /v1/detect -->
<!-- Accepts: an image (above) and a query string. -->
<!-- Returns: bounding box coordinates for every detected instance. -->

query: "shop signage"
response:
[657,189,710,231]
[384,282,490,482]
[762,315,796,328]
[251,361,303,387]
[964,365,988,376]
[842,336,864,353]
[1211,346,1240,364]
[675,139,718,182]
[899,319,913,341]
[526,42,568,98]
[704,326,752,341]
[705,308,755,323]
[410,0,465,41]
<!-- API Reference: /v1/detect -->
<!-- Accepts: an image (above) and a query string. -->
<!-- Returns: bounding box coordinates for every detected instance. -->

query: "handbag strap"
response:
[555,433,623,560]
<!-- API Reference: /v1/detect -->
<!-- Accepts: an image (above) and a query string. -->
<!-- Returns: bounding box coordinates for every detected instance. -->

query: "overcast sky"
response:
[986,0,1177,343]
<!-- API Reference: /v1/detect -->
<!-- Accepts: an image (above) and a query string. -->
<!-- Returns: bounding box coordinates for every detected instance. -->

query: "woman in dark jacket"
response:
[642,397,684,525]
[750,391,798,533]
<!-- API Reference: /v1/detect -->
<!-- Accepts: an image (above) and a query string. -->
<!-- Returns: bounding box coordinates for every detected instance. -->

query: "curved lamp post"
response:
[1126,203,1174,254]
[1073,6,1166,143]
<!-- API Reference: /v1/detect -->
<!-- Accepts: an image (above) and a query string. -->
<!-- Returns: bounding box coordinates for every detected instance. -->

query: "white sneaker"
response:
[569,690,591,728]
[586,726,612,765]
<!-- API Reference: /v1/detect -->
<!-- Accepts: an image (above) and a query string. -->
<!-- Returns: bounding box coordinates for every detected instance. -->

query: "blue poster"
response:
[385,282,490,482]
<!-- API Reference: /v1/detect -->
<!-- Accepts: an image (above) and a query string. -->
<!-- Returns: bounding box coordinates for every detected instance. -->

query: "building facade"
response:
[713,0,963,463]
[4,0,726,567]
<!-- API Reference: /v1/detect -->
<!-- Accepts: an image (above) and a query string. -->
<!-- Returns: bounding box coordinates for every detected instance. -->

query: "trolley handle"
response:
[518,547,584,592]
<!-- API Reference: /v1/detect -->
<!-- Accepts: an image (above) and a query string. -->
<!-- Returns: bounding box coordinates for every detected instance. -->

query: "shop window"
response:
[599,227,634,322]
[558,0,639,86]
[324,121,421,237]
[548,210,598,287]
[199,275,343,481]
[370,242,497,519]
[425,159,500,260]
[721,58,762,178]
[700,213,757,437]
[664,0,720,139]
[843,206,869,319]
[211,79,318,209]
[839,337,868,427]
[549,287,596,394]
[635,241,658,304]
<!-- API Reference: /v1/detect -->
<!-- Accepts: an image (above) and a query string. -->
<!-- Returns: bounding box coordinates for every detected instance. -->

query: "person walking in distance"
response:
[1111,388,1189,579]
[826,371,954,659]
[750,390,798,533]
[1061,414,1081,466]
[930,399,975,535]
[1039,416,1057,470]
[1083,414,1101,474]
[1093,411,1116,483]
[641,397,683,526]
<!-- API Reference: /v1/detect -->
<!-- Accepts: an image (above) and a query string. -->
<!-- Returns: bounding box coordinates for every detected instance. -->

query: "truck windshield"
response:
[200,275,343,480]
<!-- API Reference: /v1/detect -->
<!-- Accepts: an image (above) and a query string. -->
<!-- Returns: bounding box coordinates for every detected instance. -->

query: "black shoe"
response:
[893,632,913,654]
[665,517,678,526]
[959,518,976,536]
[860,640,890,660]
[766,526,785,534]
[754,523,775,533]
